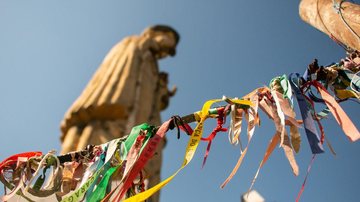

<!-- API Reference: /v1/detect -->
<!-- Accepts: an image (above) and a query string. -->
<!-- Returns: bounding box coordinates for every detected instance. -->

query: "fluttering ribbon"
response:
[0,151,42,172]
[308,80,360,141]
[221,91,259,188]
[248,132,280,192]
[289,73,325,154]
[200,107,228,168]
[61,138,121,202]
[114,122,168,201]
[228,104,244,147]
[124,99,251,202]
[266,94,299,176]
[247,88,300,193]
[88,165,120,202]
[0,56,359,202]
[123,99,221,202]
[0,151,43,201]
[296,154,316,202]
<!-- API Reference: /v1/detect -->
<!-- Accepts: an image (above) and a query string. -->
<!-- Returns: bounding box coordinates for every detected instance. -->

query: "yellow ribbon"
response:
[335,89,360,100]
[124,98,252,202]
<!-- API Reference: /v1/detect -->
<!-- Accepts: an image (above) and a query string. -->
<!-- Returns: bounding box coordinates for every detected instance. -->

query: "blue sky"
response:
[0,1,359,201]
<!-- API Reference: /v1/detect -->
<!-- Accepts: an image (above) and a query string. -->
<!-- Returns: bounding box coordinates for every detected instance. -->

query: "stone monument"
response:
[60,25,179,202]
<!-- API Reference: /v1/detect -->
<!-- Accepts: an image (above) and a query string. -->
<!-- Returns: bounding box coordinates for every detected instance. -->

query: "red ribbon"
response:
[296,154,317,202]
[113,119,172,201]
[200,108,228,168]
[0,151,42,171]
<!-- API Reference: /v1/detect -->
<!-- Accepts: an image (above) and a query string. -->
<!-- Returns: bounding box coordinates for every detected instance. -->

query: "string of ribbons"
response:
[1,52,359,202]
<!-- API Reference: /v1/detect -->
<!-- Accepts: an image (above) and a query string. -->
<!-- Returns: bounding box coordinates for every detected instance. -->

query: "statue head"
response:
[142,25,180,59]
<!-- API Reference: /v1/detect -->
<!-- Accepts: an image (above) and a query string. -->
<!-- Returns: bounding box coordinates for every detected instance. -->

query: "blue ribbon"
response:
[289,73,324,154]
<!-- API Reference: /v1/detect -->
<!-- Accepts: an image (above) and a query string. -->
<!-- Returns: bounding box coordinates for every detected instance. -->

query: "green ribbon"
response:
[269,75,293,107]
[60,124,154,202]
[85,153,106,201]
[122,123,155,160]
[86,123,153,201]
[87,165,120,202]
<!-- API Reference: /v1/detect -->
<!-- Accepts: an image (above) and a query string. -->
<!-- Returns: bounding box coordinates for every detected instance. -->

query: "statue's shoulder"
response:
[112,36,140,49]
[122,35,140,43]
[103,36,142,61]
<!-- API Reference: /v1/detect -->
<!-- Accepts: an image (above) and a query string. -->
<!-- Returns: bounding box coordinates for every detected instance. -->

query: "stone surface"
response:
[299,0,360,51]
[59,25,179,202]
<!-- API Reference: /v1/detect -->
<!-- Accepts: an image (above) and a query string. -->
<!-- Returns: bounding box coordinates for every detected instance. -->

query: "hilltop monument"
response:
[60,25,179,202]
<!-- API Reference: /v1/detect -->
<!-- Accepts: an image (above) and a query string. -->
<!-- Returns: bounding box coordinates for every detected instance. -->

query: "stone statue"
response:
[59,25,179,202]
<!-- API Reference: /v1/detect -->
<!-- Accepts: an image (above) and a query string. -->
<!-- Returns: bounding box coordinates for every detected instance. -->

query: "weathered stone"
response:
[60,25,179,202]
[300,0,360,51]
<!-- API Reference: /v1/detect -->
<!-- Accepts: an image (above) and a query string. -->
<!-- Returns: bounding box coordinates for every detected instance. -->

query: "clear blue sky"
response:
[0,1,359,201]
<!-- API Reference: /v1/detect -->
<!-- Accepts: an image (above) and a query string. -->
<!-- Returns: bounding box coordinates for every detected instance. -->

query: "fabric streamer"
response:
[200,107,228,168]
[296,154,316,202]
[0,152,44,201]
[265,94,299,176]
[124,98,252,201]
[228,104,244,147]
[123,99,222,202]
[61,139,121,202]
[289,73,325,154]
[248,133,280,192]
[220,92,259,188]
[271,90,286,146]
[312,80,360,141]
[0,56,359,202]
[114,122,166,201]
